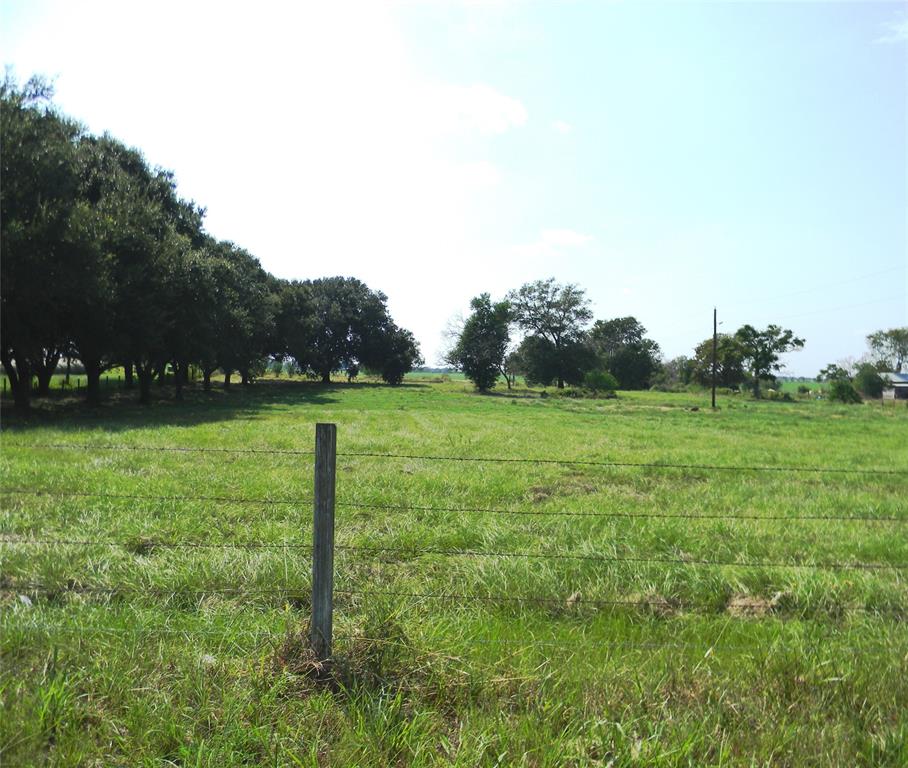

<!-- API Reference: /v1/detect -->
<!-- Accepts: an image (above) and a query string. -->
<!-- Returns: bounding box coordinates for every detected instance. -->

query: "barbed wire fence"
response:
[2,423,907,662]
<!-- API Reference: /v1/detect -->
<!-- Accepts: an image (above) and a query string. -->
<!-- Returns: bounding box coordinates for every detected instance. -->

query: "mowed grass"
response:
[1,379,907,767]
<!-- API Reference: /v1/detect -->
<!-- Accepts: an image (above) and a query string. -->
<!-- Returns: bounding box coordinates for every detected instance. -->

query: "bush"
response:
[853,364,884,399]
[827,379,862,404]
[797,384,810,395]
[583,370,619,393]
[650,382,685,393]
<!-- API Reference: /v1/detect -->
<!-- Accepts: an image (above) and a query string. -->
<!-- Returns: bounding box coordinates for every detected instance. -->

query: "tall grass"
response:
[1,381,906,766]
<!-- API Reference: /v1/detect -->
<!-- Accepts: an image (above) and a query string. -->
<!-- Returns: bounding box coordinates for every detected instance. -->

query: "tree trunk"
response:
[155,363,167,386]
[35,349,61,396]
[173,361,184,400]
[557,375,564,389]
[124,362,134,389]
[240,369,250,386]
[137,365,154,405]
[321,370,331,384]
[2,351,31,412]
[84,358,102,405]
[203,368,214,391]
[224,371,231,389]
[36,367,54,396]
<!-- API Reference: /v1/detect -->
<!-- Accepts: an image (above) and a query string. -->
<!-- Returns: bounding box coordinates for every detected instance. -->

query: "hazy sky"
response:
[2,0,906,375]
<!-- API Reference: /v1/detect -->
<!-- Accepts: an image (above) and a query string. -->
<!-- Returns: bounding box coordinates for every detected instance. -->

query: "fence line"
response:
[0,536,312,550]
[4,584,904,617]
[333,544,908,571]
[4,424,908,668]
[0,621,774,653]
[5,442,315,456]
[3,487,904,524]
[2,584,313,596]
[3,537,906,570]
[338,499,906,524]
[337,450,906,476]
[0,488,305,505]
[4,442,905,475]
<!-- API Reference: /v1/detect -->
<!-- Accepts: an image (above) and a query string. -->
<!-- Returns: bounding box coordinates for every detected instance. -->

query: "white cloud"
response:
[450,160,502,188]
[541,229,593,247]
[499,229,594,269]
[877,16,908,44]
[552,119,572,134]
[428,82,528,135]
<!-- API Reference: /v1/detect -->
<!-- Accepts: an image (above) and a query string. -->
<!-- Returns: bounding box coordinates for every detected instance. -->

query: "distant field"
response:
[2,380,906,766]
[778,378,821,394]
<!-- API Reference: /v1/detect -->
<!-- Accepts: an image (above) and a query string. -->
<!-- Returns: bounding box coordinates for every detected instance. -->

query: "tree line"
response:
[815,328,908,403]
[445,278,809,396]
[1,75,421,412]
[447,280,907,399]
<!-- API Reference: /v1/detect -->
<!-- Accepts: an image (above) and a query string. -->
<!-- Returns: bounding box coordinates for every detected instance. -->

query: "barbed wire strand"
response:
[4,443,904,475]
[0,536,312,550]
[333,544,908,571]
[0,621,786,654]
[0,488,305,506]
[337,451,906,476]
[338,499,906,524]
[2,488,903,524]
[4,584,903,616]
[2,537,905,570]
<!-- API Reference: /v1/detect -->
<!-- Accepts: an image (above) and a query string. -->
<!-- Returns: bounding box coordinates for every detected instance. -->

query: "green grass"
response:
[1,380,907,766]
[778,378,819,394]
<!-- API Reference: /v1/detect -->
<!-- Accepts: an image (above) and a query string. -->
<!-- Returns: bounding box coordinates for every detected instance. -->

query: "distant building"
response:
[881,372,908,400]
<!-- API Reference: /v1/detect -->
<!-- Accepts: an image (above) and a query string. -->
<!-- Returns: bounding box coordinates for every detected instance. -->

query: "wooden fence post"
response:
[311,423,337,661]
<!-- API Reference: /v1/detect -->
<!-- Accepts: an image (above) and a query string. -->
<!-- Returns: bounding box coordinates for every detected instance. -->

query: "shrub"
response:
[853,365,884,399]
[827,379,862,404]
[650,382,685,393]
[583,370,619,393]
[556,386,617,400]
[797,384,810,395]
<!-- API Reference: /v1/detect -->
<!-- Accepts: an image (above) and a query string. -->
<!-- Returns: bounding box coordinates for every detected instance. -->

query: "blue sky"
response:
[2,0,905,374]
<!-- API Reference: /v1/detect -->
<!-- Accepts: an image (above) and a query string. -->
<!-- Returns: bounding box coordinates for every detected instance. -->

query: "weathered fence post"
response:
[311,423,336,661]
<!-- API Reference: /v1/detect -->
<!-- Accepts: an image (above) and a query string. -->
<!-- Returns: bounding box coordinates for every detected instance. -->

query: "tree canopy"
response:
[506,278,592,388]
[867,328,908,373]
[734,324,804,396]
[588,316,661,389]
[0,74,420,410]
[444,294,511,391]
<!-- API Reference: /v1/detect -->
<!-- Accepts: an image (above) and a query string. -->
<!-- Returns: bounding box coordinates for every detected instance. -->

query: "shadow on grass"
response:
[0,379,429,433]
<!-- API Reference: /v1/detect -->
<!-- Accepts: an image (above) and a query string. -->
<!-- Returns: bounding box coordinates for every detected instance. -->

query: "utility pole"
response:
[711,307,718,409]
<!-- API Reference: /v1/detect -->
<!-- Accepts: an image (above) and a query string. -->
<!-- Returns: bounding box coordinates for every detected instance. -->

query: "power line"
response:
[771,294,906,323]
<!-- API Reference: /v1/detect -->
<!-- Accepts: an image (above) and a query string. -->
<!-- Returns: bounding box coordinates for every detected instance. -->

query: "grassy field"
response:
[1,379,906,766]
